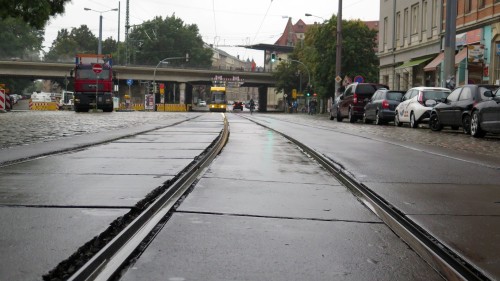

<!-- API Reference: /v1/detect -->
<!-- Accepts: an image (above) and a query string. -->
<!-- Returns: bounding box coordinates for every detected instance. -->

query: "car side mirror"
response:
[484,90,493,98]
[440,97,447,103]
[339,95,344,100]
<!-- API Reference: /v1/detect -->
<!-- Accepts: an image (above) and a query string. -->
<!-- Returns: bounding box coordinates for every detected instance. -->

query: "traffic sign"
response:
[127,79,133,86]
[92,63,103,74]
[335,76,342,83]
[354,75,364,83]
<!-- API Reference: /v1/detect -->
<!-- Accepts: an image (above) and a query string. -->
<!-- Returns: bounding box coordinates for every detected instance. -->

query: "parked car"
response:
[336,83,389,123]
[469,87,500,138]
[395,87,451,128]
[329,95,342,120]
[233,101,243,111]
[198,100,207,106]
[429,84,499,134]
[363,89,405,124]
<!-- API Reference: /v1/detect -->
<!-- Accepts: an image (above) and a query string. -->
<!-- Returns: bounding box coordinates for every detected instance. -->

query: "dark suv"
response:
[336,83,389,123]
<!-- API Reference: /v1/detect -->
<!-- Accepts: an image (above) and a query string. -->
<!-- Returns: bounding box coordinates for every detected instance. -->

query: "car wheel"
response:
[330,111,335,120]
[462,115,471,135]
[348,108,357,123]
[394,111,402,127]
[470,111,486,138]
[429,114,442,131]
[336,110,343,122]
[363,113,371,124]
[410,112,418,128]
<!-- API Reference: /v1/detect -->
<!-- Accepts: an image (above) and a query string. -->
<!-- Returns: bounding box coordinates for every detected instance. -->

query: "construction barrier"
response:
[0,90,6,112]
[156,104,188,112]
[29,100,60,111]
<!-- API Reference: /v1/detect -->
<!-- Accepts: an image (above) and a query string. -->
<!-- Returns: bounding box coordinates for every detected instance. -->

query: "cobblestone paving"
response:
[259,112,500,160]
[0,110,193,150]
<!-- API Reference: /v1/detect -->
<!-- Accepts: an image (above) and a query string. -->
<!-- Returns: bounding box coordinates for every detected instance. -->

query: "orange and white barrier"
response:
[0,89,6,112]
[29,100,60,111]
[156,104,188,112]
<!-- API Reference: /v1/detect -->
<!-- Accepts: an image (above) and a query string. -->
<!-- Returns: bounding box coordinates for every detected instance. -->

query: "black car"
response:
[363,89,405,125]
[336,83,389,123]
[469,87,500,138]
[429,84,499,134]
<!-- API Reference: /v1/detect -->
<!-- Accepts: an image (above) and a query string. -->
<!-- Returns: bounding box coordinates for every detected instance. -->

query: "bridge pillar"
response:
[179,83,186,104]
[258,86,268,112]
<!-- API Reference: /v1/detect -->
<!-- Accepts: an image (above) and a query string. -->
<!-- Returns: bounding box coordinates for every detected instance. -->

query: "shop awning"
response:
[455,47,468,65]
[423,52,444,72]
[395,56,434,70]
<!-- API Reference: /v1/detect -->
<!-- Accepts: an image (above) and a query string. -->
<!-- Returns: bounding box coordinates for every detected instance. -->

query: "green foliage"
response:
[0,17,44,60]
[128,15,212,67]
[0,0,71,29]
[287,16,379,98]
[45,25,99,62]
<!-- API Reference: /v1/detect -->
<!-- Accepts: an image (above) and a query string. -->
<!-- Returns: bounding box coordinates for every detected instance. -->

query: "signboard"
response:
[92,63,102,74]
[145,94,154,110]
[126,79,133,86]
[354,75,364,83]
[343,76,352,86]
[468,45,485,64]
[292,89,297,99]
[335,76,342,83]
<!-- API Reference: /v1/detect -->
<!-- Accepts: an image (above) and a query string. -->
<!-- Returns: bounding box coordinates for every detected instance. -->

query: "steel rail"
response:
[244,116,487,281]
[67,113,229,281]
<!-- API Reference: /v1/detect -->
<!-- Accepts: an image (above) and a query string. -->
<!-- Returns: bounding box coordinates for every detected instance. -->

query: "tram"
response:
[208,86,227,112]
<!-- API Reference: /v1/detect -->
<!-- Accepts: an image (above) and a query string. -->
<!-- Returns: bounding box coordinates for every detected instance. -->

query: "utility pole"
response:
[443,0,457,87]
[117,1,120,65]
[335,0,343,96]
[125,0,130,65]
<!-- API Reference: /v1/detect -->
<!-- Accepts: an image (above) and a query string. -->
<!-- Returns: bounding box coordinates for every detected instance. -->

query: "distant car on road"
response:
[469,87,500,138]
[198,100,206,107]
[429,84,499,134]
[395,87,450,128]
[363,89,405,125]
[233,101,243,111]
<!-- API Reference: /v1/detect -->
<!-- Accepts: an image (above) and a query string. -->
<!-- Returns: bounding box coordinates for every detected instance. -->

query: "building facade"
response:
[379,0,500,90]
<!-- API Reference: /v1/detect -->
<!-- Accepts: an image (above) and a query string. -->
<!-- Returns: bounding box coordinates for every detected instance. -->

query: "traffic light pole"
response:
[335,0,343,96]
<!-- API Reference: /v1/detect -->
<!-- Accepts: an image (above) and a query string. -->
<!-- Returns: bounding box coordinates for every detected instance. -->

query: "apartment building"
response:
[379,0,500,90]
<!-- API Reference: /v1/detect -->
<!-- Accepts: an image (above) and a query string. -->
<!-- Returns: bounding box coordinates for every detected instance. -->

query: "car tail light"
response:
[353,93,358,104]
[417,92,424,105]
[382,100,389,109]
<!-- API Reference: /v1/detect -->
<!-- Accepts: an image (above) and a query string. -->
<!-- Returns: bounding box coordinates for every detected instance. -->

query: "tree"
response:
[0,17,44,60]
[127,15,212,67]
[45,25,98,62]
[0,0,71,29]
[295,16,379,98]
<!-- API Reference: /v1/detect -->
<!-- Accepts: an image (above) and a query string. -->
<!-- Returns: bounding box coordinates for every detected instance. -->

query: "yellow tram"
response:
[209,86,227,112]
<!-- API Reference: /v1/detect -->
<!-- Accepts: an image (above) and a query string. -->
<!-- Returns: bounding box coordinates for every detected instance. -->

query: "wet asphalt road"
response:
[1,108,500,280]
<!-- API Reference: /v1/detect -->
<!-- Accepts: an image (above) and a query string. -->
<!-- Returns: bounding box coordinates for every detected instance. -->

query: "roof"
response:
[274,18,309,46]
[364,20,379,31]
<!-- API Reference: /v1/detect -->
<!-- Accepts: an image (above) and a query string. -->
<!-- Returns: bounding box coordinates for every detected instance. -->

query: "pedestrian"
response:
[292,100,298,113]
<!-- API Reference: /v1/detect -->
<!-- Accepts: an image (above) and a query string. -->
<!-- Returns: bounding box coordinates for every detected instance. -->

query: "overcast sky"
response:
[44,0,380,66]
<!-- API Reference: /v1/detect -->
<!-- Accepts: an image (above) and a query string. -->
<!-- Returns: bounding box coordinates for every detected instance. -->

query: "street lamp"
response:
[153,54,190,91]
[305,13,326,22]
[84,7,119,55]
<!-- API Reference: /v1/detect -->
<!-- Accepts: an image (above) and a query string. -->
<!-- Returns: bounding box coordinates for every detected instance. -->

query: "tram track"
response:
[45,113,487,281]
[43,114,229,281]
[242,114,488,281]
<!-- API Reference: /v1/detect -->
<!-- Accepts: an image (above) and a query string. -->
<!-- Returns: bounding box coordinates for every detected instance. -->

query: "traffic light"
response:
[271,52,276,62]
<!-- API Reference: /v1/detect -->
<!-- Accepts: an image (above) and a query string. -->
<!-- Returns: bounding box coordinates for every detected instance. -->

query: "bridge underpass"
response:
[0,60,278,112]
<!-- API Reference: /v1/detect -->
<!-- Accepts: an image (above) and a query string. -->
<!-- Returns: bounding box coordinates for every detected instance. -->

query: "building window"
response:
[411,4,419,35]
[396,12,401,43]
[383,17,388,47]
[404,8,409,39]
[465,0,472,13]
[478,0,485,9]
[422,1,428,32]
[431,0,437,28]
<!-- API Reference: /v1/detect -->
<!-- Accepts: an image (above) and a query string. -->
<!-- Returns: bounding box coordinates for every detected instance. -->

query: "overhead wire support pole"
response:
[335,0,343,96]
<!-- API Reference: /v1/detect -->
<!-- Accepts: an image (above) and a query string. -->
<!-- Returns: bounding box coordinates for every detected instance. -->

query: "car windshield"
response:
[422,90,449,101]
[387,92,403,101]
